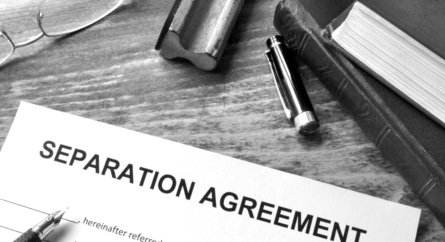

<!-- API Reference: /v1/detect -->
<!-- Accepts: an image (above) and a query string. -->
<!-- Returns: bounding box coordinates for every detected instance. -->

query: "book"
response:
[325,1,445,129]
[273,0,445,228]
[347,0,445,59]
[0,102,421,241]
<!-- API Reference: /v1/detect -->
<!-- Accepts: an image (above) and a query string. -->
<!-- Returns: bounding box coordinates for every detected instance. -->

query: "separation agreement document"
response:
[0,102,420,242]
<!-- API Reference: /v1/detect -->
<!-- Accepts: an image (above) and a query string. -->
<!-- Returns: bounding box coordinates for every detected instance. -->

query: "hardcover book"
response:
[273,0,445,227]
[325,1,445,129]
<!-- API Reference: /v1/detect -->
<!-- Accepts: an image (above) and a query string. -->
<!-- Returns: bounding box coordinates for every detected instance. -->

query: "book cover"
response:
[273,0,445,228]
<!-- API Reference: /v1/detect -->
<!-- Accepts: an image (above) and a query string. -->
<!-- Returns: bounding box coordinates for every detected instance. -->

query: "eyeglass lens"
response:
[0,0,123,66]
[0,0,42,44]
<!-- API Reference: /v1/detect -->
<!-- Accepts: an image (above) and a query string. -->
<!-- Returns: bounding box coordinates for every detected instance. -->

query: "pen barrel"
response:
[265,35,319,135]
[13,229,41,242]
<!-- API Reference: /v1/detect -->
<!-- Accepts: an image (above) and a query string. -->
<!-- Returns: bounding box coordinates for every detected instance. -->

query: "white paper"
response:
[0,102,420,242]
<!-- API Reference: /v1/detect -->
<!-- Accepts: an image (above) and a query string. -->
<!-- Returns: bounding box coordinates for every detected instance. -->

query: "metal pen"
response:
[13,210,66,242]
[265,35,320,135]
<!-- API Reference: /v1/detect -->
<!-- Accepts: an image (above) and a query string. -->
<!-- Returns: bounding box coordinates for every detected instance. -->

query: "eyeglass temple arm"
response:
[6,0,125,51]
[36,0,124,38]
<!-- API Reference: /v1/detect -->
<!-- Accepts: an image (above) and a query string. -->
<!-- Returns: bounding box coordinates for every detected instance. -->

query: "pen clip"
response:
[265,50,293,120]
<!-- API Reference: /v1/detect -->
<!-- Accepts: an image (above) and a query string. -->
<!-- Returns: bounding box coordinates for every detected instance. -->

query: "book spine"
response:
[273,0,445,226]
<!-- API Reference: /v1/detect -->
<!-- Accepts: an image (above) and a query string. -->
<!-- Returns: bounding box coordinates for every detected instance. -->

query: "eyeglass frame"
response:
[0,0,124,66]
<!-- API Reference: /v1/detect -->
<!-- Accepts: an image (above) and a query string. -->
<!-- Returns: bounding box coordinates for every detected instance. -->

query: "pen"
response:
[265,35,320,135]
[13,210,66,242]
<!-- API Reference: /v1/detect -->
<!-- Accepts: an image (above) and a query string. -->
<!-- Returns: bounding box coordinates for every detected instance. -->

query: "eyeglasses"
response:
[0,0,124,66]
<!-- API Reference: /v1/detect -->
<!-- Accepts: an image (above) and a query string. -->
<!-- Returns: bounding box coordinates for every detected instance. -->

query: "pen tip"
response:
[52,209,66,224]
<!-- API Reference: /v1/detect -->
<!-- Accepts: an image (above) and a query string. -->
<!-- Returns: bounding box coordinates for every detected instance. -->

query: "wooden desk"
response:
[0,0,443,240]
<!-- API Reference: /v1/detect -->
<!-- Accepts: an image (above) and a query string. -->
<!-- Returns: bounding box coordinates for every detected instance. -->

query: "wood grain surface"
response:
[0,0,443,241]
